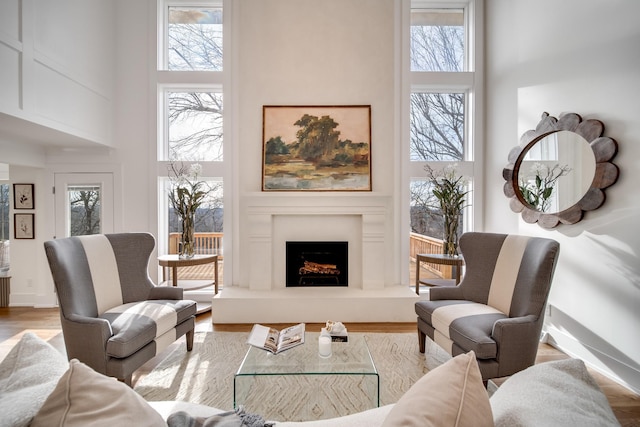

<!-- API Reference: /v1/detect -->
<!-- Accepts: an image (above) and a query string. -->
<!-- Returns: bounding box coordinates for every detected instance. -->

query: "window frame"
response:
[401,0,484,285]
[157,85,225,162]
[154,0,232,283]
[158,0,224,72]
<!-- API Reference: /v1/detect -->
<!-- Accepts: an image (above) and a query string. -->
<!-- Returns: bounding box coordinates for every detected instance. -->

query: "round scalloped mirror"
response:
[503,112,619,229]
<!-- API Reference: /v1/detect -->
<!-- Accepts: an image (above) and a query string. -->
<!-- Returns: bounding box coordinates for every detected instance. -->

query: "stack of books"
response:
[326,321,348,342]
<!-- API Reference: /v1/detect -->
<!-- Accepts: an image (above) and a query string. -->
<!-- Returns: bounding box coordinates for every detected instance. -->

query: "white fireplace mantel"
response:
[243,195,390,291]
[211,194,421,323]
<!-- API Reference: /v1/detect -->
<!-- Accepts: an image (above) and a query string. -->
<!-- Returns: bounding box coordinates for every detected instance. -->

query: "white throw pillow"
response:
[490,358,620,427]
[0,332,68,427]
[381,351,494,427]
[31,359,166,427]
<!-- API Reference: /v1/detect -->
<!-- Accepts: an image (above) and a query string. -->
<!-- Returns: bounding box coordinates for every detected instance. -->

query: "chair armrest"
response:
[492,314,538,333]
[429,286,464,300]
[62,314,113,373]
[491,315,541,376]
[66,313,113,333]
[492,315,539,343]
[149,285,184,300]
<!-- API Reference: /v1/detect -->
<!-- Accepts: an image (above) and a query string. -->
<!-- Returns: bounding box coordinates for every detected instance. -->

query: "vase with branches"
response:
[519,163,572,213]
[425,164,468,256]
[168,162,211,259]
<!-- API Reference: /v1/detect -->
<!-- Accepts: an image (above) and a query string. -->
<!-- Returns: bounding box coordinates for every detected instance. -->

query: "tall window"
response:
[0,184,8,241]
[157,1,227,263]
[0,183,9,272]
[407,1,481,270]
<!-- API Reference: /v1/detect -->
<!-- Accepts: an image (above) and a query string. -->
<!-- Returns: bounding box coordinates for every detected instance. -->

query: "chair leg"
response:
[186,329,194,351]
[418,327,426,353]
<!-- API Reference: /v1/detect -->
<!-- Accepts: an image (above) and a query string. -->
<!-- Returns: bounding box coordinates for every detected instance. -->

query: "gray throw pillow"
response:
[167,407,274,427]
[490,358,620,427]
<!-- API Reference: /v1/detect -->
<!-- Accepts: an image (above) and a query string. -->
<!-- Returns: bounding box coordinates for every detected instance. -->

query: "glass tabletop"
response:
[236,332,378,376]
[234,333,380,418]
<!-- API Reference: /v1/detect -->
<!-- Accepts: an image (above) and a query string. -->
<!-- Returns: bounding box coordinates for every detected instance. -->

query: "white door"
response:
[54,173,114,238]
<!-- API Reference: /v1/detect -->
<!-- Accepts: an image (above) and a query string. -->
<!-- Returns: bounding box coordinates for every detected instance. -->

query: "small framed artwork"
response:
[262,105,372,191]
[14,213,35,239]
[13,184,34,209]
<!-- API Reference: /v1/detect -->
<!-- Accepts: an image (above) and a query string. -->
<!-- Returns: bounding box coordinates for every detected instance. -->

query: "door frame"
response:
[50,165,122,239]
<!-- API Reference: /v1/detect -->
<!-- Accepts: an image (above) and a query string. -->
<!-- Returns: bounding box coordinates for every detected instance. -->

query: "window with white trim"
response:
[0,183,9,272]
[157,1,227,268]
[165,5,223,71]
[407,1,482,279]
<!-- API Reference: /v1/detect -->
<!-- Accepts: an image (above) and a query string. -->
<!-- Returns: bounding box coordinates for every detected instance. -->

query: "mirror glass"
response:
[517,131,596,213]
[504,112,618,229]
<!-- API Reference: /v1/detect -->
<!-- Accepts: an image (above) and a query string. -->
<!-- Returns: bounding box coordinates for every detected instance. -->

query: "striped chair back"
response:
[458,233,560,317]
[45,233,156,317]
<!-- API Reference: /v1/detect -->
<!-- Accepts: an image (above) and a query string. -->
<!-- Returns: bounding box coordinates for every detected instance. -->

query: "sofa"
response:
[2,333,620,427]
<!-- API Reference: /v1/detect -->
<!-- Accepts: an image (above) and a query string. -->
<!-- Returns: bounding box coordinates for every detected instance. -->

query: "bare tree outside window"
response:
[410,92,464,161]
[165,6,224,162]
[410,180,437,236]
[410,9,464,72]
[68,186,101,236]
[0,184,9,272]
[168,7,222,71]
[168,91,223,161]
[0,184,9,240]
[409,8,465,162]
[167,179,223,234]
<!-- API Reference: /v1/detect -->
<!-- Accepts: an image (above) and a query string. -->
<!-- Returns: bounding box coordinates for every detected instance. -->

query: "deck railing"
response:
[409,232,451,278]
[167,232,443,276]
[169,232,223,257]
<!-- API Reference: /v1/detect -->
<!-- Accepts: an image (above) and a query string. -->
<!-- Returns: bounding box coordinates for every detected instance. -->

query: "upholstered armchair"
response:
[44,233,197,386]
[415,232,560,381]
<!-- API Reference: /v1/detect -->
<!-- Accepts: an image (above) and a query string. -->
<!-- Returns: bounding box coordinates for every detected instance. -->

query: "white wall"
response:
[1,0,157,306]
[0,0,119,306]
[485,0,640,392]
[0,0,115,148]
[5,166,51,306]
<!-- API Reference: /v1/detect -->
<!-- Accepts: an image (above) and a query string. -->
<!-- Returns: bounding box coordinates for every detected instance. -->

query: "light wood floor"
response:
[1,307,638,426]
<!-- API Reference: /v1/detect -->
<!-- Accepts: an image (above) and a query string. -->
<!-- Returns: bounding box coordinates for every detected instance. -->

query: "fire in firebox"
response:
[286,241,348,287]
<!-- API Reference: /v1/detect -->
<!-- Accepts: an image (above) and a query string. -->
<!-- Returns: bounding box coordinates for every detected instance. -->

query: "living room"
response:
[1,0,639,411]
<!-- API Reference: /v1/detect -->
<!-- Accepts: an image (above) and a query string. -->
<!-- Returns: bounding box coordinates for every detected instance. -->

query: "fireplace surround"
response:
[211,195,421,323]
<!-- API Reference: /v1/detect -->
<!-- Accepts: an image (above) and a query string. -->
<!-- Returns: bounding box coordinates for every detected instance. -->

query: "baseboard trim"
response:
[546,325,640,394]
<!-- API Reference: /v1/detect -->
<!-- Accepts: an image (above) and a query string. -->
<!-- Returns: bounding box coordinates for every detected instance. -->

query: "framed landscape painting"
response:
[262,105,371,191]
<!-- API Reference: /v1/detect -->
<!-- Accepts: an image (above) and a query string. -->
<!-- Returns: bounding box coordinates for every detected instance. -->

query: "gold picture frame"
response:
[262,105,371,191]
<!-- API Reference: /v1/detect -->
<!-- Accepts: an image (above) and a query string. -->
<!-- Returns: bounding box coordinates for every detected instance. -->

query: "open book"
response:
[246,323,305,354]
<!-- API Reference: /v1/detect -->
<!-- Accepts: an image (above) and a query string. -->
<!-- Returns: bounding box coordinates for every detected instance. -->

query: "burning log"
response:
[299,261,341,275]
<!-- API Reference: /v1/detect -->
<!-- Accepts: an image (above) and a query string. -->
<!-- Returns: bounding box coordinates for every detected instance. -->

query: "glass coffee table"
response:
[234,333,379,421]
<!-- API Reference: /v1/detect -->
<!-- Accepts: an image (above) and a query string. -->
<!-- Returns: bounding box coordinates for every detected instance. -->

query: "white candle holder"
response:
[318,328,332,358]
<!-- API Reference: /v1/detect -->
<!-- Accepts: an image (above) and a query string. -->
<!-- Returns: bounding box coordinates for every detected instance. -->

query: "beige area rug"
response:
[135,331,451,422]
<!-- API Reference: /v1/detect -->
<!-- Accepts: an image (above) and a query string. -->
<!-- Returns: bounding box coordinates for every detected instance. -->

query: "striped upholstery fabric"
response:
[415,232,560,380]
[44,233,197,384]
[79,234,124,314]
